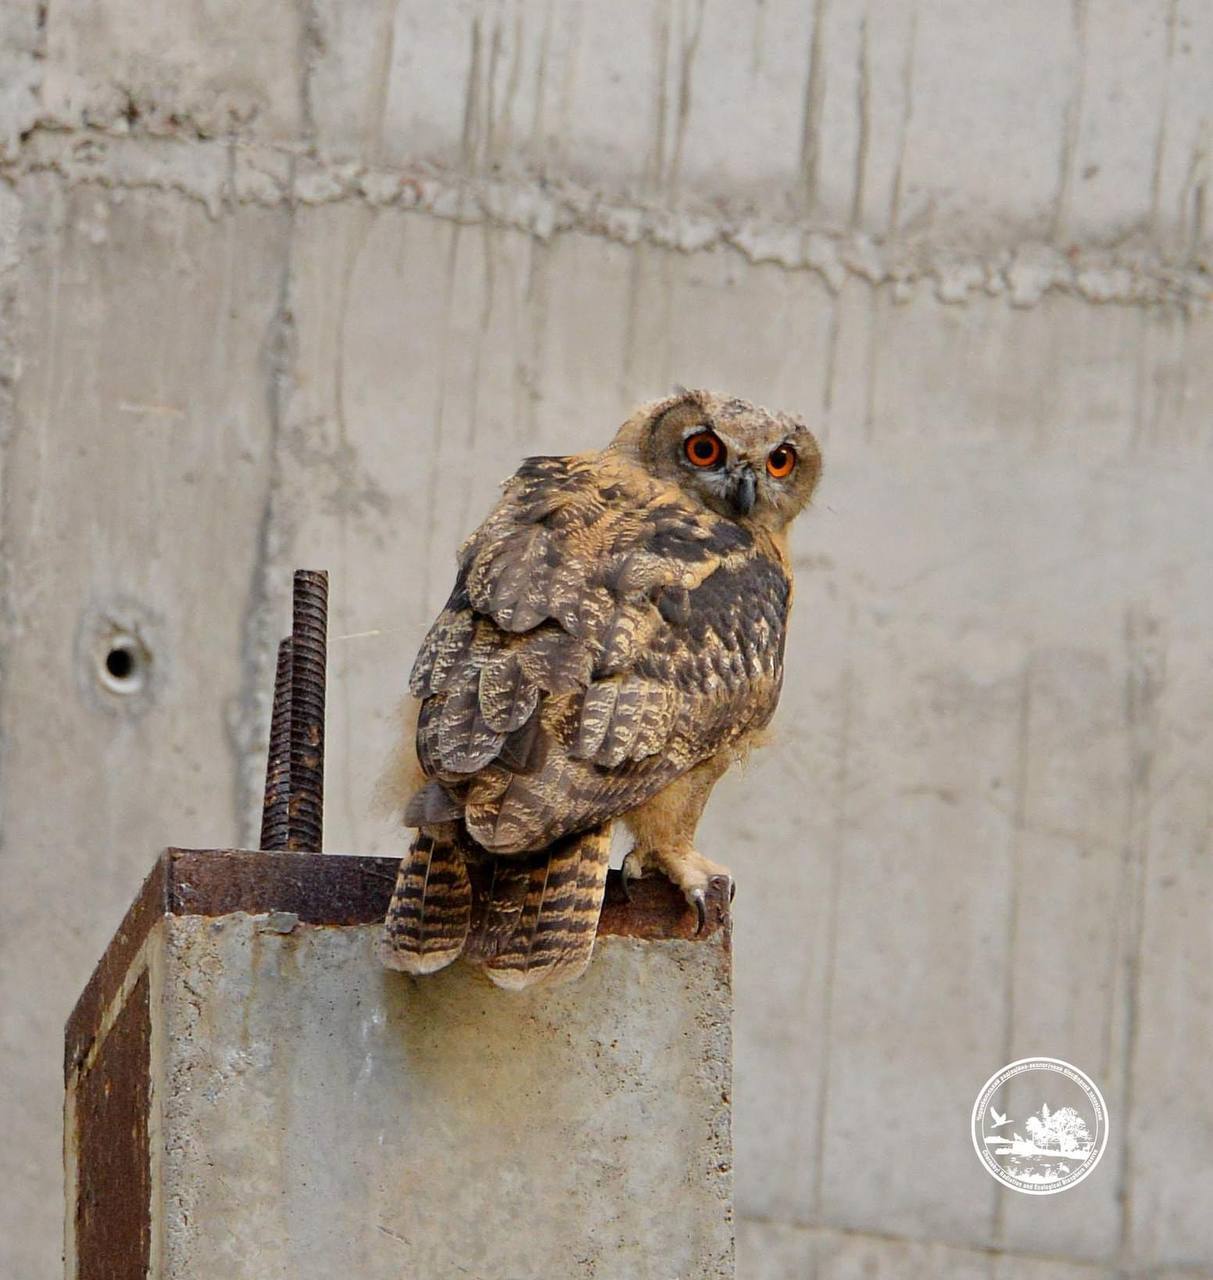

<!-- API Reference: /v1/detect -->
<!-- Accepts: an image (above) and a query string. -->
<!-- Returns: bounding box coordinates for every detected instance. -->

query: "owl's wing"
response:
[408,453,789,855]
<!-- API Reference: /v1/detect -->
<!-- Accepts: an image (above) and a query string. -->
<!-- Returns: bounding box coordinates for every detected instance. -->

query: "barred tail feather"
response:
[380,830,472,974]
[462,858,532,964]
[481,824,612,991]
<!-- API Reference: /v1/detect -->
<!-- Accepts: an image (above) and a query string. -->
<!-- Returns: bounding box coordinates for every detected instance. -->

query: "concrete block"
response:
[65,850,734,1280]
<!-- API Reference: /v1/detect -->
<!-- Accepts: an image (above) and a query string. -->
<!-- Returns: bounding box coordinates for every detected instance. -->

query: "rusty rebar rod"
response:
[258,570,329,853]
[286,569,328,852]
[259,638,293,851]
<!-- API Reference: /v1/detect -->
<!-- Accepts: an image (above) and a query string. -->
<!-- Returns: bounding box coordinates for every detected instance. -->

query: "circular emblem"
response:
[971,1057,1108,1195]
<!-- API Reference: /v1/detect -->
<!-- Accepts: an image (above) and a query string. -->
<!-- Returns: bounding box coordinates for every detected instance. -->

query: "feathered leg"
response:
[621,756,734,931]
[380,827,472,974]
[480,824,612,990]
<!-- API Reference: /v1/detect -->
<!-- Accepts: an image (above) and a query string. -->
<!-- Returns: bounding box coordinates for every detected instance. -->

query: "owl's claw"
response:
[620,850,645,902]
[689,888,708,935]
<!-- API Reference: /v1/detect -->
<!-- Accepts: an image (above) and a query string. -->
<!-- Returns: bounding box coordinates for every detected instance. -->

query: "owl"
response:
[380,389,822,989]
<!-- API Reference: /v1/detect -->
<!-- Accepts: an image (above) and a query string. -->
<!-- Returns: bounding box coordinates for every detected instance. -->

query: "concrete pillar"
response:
[64,850,734,1280]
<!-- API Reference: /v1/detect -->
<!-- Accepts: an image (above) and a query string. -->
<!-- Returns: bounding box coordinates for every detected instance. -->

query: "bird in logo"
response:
[990,1107,1009,1127]
[380,390,822,988]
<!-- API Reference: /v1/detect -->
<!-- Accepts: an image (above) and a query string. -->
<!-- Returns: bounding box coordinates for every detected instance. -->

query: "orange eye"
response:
[766,444,797,478]
[684,430,724,468]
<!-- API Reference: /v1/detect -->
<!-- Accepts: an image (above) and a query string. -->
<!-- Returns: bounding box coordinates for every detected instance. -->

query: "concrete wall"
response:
[1,2,1211,1277]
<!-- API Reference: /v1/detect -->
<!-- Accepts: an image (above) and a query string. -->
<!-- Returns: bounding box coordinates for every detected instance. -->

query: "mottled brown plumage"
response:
[381,389,821,988]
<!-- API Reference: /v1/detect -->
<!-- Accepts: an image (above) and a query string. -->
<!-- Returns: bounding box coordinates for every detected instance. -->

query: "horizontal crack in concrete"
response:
[4,123,1210,310]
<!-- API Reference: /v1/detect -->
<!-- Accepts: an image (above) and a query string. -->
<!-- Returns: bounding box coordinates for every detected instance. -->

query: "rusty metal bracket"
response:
[259,569,328,852]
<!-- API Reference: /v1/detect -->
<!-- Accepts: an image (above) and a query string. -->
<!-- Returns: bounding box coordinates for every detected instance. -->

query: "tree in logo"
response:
[1023,1102,1092,1156]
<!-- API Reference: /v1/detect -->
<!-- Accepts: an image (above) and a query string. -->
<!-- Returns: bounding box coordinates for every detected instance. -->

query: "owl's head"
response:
[615,389,822,532]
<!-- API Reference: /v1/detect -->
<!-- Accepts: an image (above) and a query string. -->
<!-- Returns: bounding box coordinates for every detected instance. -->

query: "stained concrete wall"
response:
[1,3,1211,1278]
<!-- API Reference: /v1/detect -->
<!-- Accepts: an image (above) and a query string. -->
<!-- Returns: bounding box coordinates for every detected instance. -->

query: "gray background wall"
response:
[2,2,1211,1277]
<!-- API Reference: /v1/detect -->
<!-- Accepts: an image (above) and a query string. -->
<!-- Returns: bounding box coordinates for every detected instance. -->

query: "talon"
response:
[690,888,707,935]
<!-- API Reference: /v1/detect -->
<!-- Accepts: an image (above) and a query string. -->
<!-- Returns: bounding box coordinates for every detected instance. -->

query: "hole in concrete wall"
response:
[77,596,165,716]
[105,646,134,681]
[98,632,149,695]
[77,601,163,717]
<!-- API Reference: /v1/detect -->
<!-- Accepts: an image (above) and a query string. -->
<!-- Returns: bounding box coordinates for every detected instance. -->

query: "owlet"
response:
[381,389,821,988]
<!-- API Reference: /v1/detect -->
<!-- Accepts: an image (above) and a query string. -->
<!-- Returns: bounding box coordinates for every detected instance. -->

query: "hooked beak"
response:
[728,465,757,517]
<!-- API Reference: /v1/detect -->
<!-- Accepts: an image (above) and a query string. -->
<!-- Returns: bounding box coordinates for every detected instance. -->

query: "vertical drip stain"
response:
[850,14,871,230]
[667,0,706,198]
[799,0,831,214]
[1148,0,1179,236]
[1052,0,1090,243]
[888,4,919,232]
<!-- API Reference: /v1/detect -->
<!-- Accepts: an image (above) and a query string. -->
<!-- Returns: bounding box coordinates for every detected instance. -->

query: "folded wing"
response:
[408,453,790,855]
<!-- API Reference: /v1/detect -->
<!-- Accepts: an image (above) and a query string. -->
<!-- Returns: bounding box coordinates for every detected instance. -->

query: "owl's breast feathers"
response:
[406,451,792,854]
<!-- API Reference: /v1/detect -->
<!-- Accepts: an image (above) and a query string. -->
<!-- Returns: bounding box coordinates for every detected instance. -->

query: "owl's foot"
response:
[652,847,734,935]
